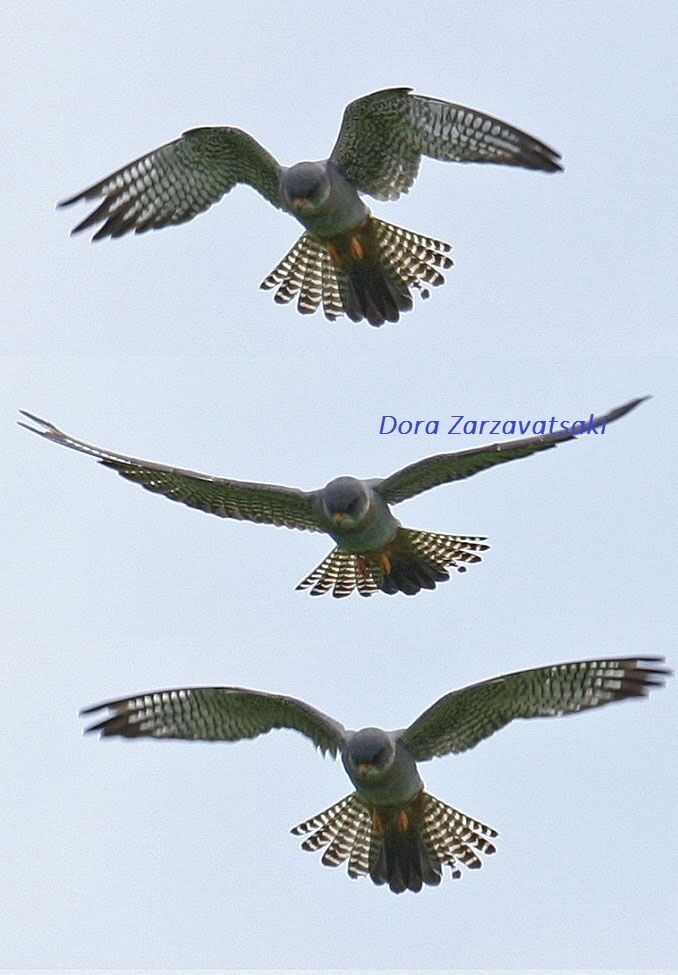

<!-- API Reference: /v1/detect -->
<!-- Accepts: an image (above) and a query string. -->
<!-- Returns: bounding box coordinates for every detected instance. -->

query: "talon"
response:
[350,236,364,260]
[378,552,392,576]
[372,810,388,835]
[326,242,342,267]
[356,555,370,581]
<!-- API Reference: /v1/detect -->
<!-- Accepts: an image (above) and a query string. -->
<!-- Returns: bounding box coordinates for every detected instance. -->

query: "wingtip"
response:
[82,718,109,736]
[19,409,45,423]
[79,702,102,717]
[17,410,56,437]
[79,702,114,735]
[601,395,651,424]
[57,191,83,209]
[635,655,672,680]
[18,410,46,435]
[623,394,652,414]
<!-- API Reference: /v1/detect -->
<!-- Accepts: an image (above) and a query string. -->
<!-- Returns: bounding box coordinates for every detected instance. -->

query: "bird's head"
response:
[322,477,371,527]
[347,728,396,778]
[283,162,331,213]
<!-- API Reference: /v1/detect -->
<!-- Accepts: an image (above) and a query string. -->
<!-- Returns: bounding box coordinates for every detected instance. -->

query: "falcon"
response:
[82,656,669,894]
[20,397,646,598]
[59,87,561,327]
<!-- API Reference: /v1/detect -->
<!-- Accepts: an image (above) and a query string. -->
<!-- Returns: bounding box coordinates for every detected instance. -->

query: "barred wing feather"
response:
[82,686,346,757]
[60,127,285,240]
[331,87,562,202]
[402,656,669,761]
[377,397,647,504]
[19,412,321,532]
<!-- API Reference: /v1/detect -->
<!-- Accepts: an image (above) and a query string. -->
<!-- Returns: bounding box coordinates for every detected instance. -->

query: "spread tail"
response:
[261,217,452,326]
[292,790,497,894]
[295,528,489,598]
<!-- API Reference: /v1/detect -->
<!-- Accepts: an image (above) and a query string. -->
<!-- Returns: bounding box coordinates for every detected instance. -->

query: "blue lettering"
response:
[379,415,397,434]
[585,413,599,434]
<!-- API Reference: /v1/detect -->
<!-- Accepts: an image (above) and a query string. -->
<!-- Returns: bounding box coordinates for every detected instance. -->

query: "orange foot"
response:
[326,242,342,267]
[356,555,371,582]
[378,551,392,576]
[349,236,364,260]
[372,810,389,835]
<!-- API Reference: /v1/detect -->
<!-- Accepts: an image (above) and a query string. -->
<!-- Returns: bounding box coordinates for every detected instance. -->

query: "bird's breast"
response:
[346,755,423,807]
[294,179,368,239]
[327,505,398,552]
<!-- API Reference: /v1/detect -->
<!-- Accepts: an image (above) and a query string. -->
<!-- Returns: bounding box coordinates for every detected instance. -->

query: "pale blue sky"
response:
[1,1,676,971]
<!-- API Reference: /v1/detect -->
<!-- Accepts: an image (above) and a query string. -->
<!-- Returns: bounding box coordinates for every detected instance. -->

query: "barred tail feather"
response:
[292,791,497,894]
[260,218,452,327]
[295,528,488,598]
[291,793,372,873]
[261,233,341,318]
[295,546,381,598]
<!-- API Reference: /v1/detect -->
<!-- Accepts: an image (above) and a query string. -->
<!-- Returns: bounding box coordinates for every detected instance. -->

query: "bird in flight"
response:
[20,397,645,598]
[82,655,669,894]
[59,87,561,327]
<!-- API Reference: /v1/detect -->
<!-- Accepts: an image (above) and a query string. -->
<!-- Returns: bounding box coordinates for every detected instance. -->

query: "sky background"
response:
[1,1,676,971]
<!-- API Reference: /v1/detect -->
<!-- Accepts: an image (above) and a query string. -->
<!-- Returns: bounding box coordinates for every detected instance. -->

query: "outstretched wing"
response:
[402,657,670,761]
[376,397,647,505]
[59,127,285,240]
[330,87,561,202]
[19,412,322,533]
[82,686,346,757]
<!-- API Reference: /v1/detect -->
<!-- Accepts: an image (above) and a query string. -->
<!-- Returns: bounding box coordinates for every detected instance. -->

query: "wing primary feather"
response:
[58,128,285,239]
[80,686,346,757]
[330,88,562,202]
[377,396,649,505]
[402,656,670,761]
[19,412,322,533]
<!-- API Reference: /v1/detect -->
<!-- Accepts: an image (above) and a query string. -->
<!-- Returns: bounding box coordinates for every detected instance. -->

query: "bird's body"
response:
[20,396,647,598]
[60,87,561,326]
[313,476,397,551]
[284,161,369,239]
[82,656,669,894]
[342,729,422,807]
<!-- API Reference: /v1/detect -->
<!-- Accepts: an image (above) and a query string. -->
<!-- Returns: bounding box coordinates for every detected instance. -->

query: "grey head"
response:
[345,727,396,777]
[283,161,331,215]
[321,476,371,527]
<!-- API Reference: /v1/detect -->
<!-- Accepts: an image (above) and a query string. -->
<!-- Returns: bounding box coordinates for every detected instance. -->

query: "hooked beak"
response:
[357,762,374,775]
[292,196,310,210]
